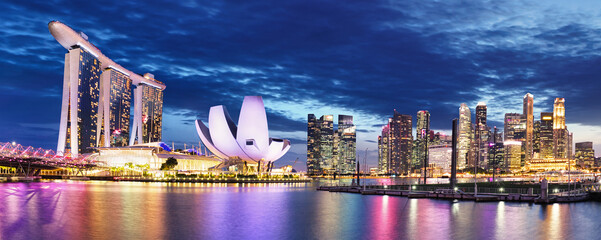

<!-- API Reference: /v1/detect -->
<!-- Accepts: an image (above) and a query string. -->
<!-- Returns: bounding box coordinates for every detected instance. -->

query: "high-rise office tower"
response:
[307,114,320,175]
[475,102,489,169]
[553,98,568,158]
[533,120,540,158]
[57,47,101,156]
[306,114,356,175]
[504,141,522,172]
[98,68,132,147]
[575,142,594,168]
[458,103,472,169]
[523,93,534,163]
[336,115,356,174]
[378,124,390,174]
[539,112,554,159]
[504,113,525,141]
[389,110,412,175]
[568,132,573,159]
[306,115,334,174]
[413,110,430,171]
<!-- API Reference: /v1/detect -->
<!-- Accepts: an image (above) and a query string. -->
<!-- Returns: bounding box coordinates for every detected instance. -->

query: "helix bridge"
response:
[0,142,99,176]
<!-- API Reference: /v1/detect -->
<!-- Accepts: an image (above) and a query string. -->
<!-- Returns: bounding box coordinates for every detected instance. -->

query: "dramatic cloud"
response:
[1,0,601,169]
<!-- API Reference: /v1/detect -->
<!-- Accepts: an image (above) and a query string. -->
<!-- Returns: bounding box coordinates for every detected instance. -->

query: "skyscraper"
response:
[306,114,356,175]
[575,142,594,168]
[413,110,430,172]
[504,141,522,172]
[389,110,412,175]
[57,47,101,156]
[539,112,554,159]
[336,115,356,174]
[99,68,132,147]
[533,120,540,158]
[523,93,534,163]
[319,115,334,173]
[475,102,489,169]
[307,114,320,175]
[378,124,390,174]
[553,98,568,158]
[130,77,163,144]
[458,103,472,170]
[504,113,525,141]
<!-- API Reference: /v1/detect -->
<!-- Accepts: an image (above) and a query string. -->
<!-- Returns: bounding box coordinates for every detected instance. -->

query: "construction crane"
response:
[291,157,299,170]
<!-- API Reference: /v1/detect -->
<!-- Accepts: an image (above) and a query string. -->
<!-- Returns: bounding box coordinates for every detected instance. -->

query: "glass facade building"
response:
[458,103,471,170]
[553,98,568,159]
[336,115,356,174]
[51,21,165,157]
[142,85,164,143]
[413,110,430,172]
[539,112,554,159]
[58,47,101,155]
[306,114,355,175]
[389,111,412,175]
[523,93,534,164]
[475,102,489,169]
[99,69,132,147]
[575,142,594,168]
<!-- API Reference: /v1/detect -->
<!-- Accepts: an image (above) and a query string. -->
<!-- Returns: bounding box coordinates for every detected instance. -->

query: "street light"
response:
[12,141,16,146]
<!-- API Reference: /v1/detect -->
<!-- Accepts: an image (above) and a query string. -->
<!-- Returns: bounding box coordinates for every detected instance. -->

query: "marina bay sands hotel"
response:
[48,21,166,157]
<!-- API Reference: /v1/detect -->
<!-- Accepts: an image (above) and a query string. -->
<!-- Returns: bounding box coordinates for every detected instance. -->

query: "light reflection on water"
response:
[0,181,600,239]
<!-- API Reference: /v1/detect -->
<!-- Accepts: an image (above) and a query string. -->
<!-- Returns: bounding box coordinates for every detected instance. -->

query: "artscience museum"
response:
[195,96,290,171]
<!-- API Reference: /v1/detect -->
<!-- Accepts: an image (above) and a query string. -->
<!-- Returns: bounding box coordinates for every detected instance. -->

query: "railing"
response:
[319,183,587,195]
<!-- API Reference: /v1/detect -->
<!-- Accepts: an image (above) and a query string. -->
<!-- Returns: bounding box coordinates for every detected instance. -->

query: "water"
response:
[0,181,600,240]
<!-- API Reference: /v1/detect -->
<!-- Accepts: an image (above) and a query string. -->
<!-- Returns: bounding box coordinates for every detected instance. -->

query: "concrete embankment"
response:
[318,186,589,203]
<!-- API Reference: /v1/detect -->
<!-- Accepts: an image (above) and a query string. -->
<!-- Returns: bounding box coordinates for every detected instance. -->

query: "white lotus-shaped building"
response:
[195,96,290,163]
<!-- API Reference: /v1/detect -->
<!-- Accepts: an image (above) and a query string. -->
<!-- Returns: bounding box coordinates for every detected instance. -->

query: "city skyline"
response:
[3,1,601,170]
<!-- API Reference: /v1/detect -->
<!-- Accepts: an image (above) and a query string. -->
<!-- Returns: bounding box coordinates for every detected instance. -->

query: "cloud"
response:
[2,0,601,165]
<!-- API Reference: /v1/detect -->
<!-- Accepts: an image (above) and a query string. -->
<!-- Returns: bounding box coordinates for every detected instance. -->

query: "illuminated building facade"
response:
[318,115,334,173]
[458,103,472,170]
[575,142,594,168]
[307,114,320,175]
[504,141,523,172]
[196,96,290,166]
[475,102,489,169]
[413,110,430,171]
[428,144,452,173]
[533,120,540,158]
[553,98,568,158]
[336,115,356,174]
[539,112,554,159]
[504,113,525,141]
[378,124,390,174]
[526,159,574,172]
[50,21,166,157]
[57,47,101,155]
[523,93,534,163]
[99,69,131,147]
[389,111,412,175]
[140,80,164,143]
[306,114,355,174]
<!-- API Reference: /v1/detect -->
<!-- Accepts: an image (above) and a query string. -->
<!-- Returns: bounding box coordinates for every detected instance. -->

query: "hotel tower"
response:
[49,21,166,157]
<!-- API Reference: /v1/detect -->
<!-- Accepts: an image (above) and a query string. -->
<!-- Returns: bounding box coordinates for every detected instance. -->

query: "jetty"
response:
[317,182,599,203]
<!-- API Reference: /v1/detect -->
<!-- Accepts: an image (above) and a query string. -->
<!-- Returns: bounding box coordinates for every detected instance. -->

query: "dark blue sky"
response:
[2,0,601,169]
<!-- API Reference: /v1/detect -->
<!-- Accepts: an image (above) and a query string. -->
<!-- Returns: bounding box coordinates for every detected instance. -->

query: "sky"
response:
[2,0,601,170]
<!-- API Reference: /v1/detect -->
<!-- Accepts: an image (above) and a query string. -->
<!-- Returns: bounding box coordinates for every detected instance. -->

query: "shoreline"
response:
[0,175,312,184]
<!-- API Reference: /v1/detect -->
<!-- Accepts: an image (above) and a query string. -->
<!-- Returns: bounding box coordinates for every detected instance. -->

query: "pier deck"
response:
[317,185,589,203]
